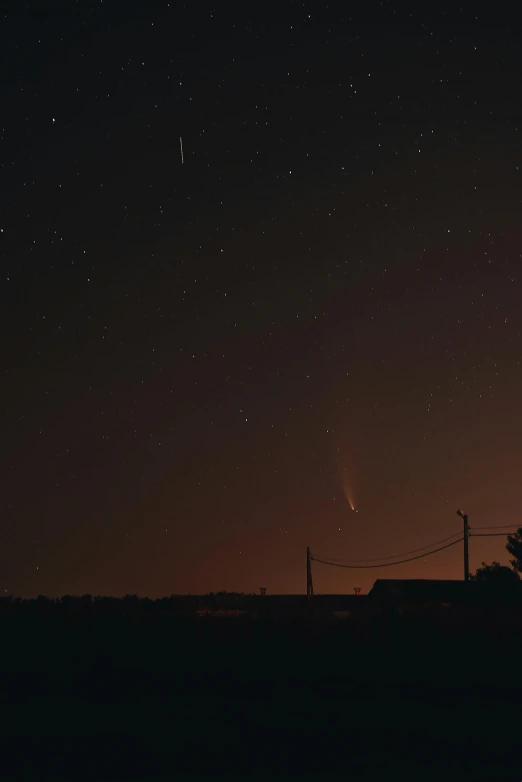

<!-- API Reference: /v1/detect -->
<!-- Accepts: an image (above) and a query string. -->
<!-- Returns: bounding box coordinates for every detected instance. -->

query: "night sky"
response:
[3,3,522,597]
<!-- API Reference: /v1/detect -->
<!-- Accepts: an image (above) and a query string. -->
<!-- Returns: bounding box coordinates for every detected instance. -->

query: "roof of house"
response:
[369,579,480,602]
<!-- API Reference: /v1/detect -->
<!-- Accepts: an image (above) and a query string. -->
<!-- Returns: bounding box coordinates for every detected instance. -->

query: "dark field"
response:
[1,608,521,780]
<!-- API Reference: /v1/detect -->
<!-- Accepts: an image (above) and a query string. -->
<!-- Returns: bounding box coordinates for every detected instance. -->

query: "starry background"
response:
[2,2,522,597]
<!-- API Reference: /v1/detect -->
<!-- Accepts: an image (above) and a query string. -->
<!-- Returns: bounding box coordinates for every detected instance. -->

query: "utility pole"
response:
[457,510,470,582]
[306,546,314,598]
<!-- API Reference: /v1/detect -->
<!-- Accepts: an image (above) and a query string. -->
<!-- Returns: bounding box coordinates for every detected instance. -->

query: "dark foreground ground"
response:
[1,612,521,780]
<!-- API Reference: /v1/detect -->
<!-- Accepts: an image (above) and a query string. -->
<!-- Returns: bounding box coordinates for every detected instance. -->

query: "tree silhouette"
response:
[506,528,522,573]
[472,561,520,584]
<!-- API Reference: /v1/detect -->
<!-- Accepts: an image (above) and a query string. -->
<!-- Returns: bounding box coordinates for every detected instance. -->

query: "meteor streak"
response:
[180,136,184,164]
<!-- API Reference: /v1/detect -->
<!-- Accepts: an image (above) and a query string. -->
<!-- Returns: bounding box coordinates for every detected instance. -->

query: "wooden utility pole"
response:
[457,510,470,582]
[306,546,314,598]
[464,513,469,582]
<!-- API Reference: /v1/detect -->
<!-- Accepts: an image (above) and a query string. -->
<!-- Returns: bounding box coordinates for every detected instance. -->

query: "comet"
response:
[180,136,184,164]
[341,476,356,512]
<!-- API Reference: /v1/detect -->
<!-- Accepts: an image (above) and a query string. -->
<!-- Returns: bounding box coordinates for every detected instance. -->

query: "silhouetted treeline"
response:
[4,585,522,627]
[0,591,366,620]
[0,592,249,620]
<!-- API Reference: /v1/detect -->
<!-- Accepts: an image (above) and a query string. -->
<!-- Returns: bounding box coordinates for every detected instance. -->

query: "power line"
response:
[471,524,520,530]
[472,532,516,538]
[311,537,464,569]
[313,531,463,564]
